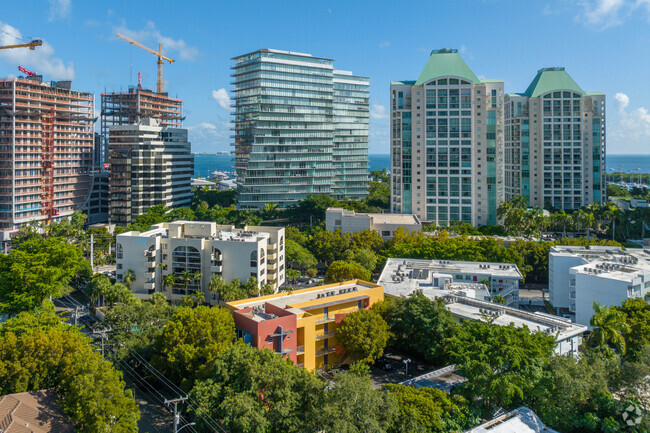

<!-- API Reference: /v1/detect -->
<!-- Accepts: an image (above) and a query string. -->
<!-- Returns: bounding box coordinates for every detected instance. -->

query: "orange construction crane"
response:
[0,39,42,50]
[116,33,174,94]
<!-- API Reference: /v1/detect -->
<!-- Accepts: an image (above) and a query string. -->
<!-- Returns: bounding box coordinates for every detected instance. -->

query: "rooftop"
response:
[118,221,275,243]
[414,48,480,86]
[328,207,421,225]
[465,407,559,433]
[227,280,380,321]
[551,246,650,282]
[523,67,584,98]
[0,390,74,433]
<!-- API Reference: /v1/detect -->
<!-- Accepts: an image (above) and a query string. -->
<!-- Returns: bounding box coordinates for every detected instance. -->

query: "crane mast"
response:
[116,33,174,93]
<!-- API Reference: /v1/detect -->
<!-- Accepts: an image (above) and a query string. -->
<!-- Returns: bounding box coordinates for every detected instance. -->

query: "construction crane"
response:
[18,66,37,76]
[116,33,174,94]
[0,39,42,50]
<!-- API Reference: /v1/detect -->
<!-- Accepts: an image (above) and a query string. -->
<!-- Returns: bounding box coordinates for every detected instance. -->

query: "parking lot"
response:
[368,352,435,389]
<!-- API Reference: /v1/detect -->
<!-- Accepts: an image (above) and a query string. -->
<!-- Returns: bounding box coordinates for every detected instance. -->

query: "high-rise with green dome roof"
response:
[390,49,504,226]
[504,67,605,210]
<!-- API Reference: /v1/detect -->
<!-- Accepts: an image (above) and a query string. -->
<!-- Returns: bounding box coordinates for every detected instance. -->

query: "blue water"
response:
[193,153,392,177]
[193,153,650,178]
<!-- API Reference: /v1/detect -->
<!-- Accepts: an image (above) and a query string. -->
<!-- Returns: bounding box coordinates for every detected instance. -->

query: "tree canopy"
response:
[323,260,371,283]
[336,308,390,363]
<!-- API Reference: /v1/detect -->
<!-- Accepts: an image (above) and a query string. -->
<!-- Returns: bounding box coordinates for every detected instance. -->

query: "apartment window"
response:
[381,231,391,236]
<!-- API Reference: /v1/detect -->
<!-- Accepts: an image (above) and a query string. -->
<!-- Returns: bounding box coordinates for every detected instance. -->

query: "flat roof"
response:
[550,246,650,281]
[228,280,380,315]
[328,208,421,225]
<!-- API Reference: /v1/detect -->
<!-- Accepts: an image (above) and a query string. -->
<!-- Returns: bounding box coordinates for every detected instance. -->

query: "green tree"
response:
[153,305,236,390]
[589,302,631,356]
[208,274,224,293]
[0,310,140,432]
[447,320,556,412]
[103,283,138,307]
[380,294,457,365]
[163,274,176,293]
[286,269,301,285]
[307,228,351,265]
[324,260,371,283]
[0,237,87,315]
[615,298,650,360]
[214,278,248,302]
[492,294,508,305]
[166,206,196,222]
[88,273,112,306]
[285,239,318,270]
[314,372,398,433]
[123,269,136,289]
[384,384,478,433]
[336,308,390,363]
[245,276,259,297]
[345,248,378,272]
[190,344,324,433]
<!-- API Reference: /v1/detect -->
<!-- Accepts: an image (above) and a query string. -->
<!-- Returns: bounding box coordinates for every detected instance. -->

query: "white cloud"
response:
[610,93,650,153]
[379,41,390,49]
[211,88,232,111]
[459,45,467,54]
[574,0,650,29]
[48,0,71,21]
[615,92,629,111]
[370,104,388,119]
[115,21,199,61]
[0,22,74,80]
[187,121,231,153]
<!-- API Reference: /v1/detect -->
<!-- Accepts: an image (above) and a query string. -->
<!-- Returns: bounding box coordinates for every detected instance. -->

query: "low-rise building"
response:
[464,407,559,433]
[379,258,585,355]
[326,207,421,240]
[116,221,285,304]
[378,258,521,305]
[0,389,74,433]
[226,280,384,370]
[549,246,650,326]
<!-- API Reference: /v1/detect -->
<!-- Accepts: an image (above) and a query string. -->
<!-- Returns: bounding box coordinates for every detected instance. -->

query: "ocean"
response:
[193,153,650,178]
[193,154,391,178]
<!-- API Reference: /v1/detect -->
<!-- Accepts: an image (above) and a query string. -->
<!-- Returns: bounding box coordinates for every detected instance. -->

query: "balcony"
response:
[569,291,576,300]
[296,345,305,354]
[316,347,336,357]
[569,279,575,287]
[267,261,277,271]
[315,331,335,341]
[569,303,576,312]
[211,265,223,273]
[268,252,277,261]
[316,317,335,325]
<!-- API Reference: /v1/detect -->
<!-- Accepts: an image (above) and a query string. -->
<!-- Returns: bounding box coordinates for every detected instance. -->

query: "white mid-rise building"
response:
[379,258,585,356]
[549,246,650,326]
[378,258,522,305]
[116,221,285,304]
[325,207,421,240]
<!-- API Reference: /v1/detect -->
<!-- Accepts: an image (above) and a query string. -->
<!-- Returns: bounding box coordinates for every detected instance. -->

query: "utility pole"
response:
[93,327,111,358]
[90,233,94,271]
[403,358,411,381]
[70,305,84,326]
[165,396,192,433]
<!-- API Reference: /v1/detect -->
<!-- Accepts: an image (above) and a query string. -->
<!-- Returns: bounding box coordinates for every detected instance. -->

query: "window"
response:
[250,250,258,268]
[381,230,391,236]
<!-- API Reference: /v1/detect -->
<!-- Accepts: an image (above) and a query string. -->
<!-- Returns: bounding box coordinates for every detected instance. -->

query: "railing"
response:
[315,317,335,325]
[316,347,336,356]
[296,345,305,354]
[569,291,576,300]
[315,331,335,340]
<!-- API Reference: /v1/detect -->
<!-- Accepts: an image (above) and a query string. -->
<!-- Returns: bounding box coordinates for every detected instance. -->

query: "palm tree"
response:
[263,203,279,221]
[192,270,202,289]
[208,274,225,292]
[492,294,508,305]
[554,210,570,237]
[602,202,622,241]
[181,270,193,294]
[163,274,175,293]
[589,302,630,355]
[123,269,136,289]
[578,210,596,239]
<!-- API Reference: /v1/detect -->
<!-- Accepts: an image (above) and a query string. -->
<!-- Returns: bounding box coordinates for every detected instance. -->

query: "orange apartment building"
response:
[226,280,384,370]
[0,77,94,246]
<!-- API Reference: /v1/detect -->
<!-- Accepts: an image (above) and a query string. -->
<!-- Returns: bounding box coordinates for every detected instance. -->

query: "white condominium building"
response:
[549,246,650,326]
[108,118,193,225]
[379,258,584,356]
[390,49,505,227]
[116,221,285,304]
[325,207,421,240]
[378,258,522,305]
[504,68,605,210]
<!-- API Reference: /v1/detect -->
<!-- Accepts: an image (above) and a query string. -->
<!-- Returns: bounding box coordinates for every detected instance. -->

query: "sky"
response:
[1,0,650,155]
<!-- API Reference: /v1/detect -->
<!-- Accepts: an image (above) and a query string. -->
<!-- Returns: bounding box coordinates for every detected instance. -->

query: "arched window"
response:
[212,248,222,266]
[250,250,258,268]
[280,236,284,248]
[116,243,123,259]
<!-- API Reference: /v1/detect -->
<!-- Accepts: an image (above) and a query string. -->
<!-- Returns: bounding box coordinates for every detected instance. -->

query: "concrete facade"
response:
[226,280,384,370]
[504,68,605,210]
[116,221,285,304]
[325,207,422,240]
[108,118,193,225]
[549,246,650,326]
[390,49,505,227]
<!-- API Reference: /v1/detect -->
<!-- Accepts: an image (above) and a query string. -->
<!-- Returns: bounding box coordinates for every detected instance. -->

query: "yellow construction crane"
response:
[0,39,43,50]
[116,33,174,94]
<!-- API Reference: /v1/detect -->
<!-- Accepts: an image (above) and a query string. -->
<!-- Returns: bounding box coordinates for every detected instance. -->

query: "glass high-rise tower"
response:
[232,49,369,209]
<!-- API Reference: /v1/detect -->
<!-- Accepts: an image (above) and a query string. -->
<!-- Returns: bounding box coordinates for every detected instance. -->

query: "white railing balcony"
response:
[569,303,576,312]
[569,291,576,300]
[267,261,277,271]
[268,252,277,261]
[211,265,223,273]
[569,279,575,287]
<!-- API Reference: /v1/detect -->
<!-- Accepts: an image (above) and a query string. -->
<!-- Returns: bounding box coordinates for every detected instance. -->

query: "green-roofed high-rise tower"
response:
[504,67,605,210]
[390,49,505,226]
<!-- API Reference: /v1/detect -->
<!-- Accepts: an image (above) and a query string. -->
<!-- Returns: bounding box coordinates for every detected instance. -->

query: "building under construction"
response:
[100,86,183,165]
[0,76,94,245]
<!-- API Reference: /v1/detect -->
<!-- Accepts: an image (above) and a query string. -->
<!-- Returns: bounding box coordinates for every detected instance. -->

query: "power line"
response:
[0,27,25,43]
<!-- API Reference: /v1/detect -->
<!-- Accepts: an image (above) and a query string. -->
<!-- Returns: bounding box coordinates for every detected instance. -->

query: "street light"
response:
[402,358,411,381]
